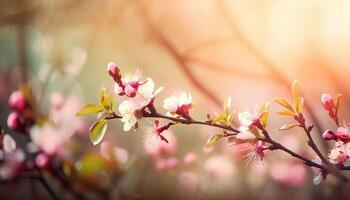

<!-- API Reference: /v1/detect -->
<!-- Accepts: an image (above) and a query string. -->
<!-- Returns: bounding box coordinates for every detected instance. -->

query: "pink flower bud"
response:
[7,112,21,131]
[35,153,50,168]
[8,91,26,112]
[335,127,350,143]
[107,62,119,77]
[321,93,334,111]
[124,84,136,97]
[322,130,336,140]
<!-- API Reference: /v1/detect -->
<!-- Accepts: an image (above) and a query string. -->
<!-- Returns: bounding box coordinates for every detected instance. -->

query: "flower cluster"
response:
[7,88,34,133]
[77,64,350,186]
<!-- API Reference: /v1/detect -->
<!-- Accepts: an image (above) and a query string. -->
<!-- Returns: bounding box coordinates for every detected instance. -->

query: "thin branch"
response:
[106,111,326,171]
[38,172,60,200]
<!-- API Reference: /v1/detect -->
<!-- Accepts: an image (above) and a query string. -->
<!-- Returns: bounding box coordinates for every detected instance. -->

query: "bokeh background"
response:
[1,0,350,199]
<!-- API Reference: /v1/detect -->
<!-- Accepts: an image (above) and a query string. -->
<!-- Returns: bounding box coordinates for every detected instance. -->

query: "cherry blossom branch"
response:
[105,111,326,170]
[106,111,240,134]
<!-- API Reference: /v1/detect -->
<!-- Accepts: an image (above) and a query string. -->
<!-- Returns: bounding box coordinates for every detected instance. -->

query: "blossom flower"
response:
[1,134,16,154]
[163,92,193,120]
[311,157,327,185]
[118,78,163,131]
[143,128,177,157]
[0,150,25,179]
[270,162,306,187]
[335,127,350,143]
[204,156,235,182]
[328,142,350,167]
[100,142,128,164]
[322,127,350,143]
[184,153,198,165]
[30,124,65,156]
[178,171,198,197]
[321,93,334,111]
[8,90,27,112]
[0,134,25,179]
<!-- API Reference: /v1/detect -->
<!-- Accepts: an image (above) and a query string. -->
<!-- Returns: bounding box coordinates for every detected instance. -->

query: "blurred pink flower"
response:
[30,124,65,156]
[178,171,198,197]
[100,142,128,164]
[35,153,50,168]
[143,128,177,157]
[8,90,26,112]
[184,153,198,165]
[50,94,85,138]
[270,161,306,187]
[204,156,235,181]
[0,150,25,179]
[166,157,179,168]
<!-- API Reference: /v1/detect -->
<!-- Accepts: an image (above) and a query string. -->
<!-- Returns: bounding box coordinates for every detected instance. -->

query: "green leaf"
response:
[335,93,343,114]
[274,98,295,112]
[76,104,103,116]
[277,110,296,116]
[89,119,108,145]
[206,134,224,148]
[279,123,299,131]
[100,87,110,110]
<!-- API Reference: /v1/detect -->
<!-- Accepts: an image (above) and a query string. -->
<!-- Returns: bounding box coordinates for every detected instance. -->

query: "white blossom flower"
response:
[163,92,192,119]
[119,78,163,131]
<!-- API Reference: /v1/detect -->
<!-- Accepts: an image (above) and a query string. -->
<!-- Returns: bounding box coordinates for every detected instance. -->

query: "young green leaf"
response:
[277,110,296,116]
[335,93,343,114]
[89,119,108,145]
[206,134,224,148]
[274,98,295,112]
[76,104,103,116]
[279,123,299,131]
[100,87,110,110]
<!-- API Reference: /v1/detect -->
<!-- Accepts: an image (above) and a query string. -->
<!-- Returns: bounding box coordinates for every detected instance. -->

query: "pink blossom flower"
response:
[152,120,173,143]
[311,157,327,185]
[1,134,16,154]
[204,156,235,182]
[322,130,336,140]
[143,128,177,157]
[328,143,350,167]
[270,162,306,187]
[119,78,163,131]
[166,157,179,169]
[178,171,198,197]
[100,142,128,164]
[163,92,193,120]
[0,148,25,179]
[30,124,65,156]
[184,153,198,165]
[7,112,25,132]
[335,127,350,143]
[155,159,167,171]
[321,93,334,111]
[245,141,267,163]
[8,90,27,112]
[35,153,50,168]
